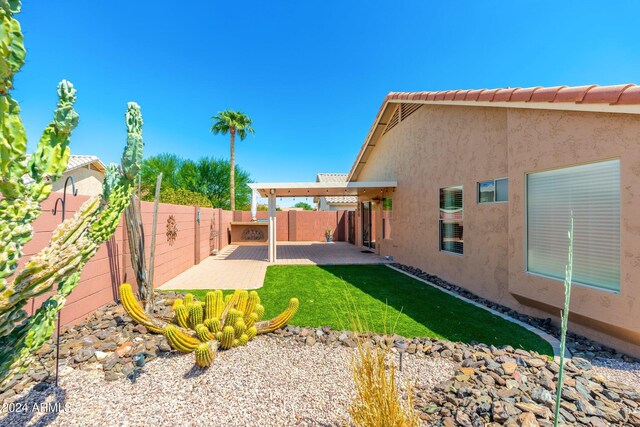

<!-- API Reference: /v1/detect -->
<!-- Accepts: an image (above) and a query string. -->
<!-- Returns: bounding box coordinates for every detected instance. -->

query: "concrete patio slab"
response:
[158,242,387,290]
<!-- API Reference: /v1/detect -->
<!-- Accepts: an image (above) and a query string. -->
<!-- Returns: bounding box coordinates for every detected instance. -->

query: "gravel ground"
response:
[0,336,455,427]
[592,358,640,392]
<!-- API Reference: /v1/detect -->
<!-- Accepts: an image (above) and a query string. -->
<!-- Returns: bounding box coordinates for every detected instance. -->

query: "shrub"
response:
[144,187,213,207]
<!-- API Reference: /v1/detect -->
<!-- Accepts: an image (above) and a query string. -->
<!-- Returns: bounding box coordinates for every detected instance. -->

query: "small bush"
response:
[349,340,419,427]
[346,298,419,427]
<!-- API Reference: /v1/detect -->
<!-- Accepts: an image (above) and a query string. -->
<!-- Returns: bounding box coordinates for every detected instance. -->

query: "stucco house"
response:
[348,84,640,357]
[314,173,358,211]
[25,154,106,196]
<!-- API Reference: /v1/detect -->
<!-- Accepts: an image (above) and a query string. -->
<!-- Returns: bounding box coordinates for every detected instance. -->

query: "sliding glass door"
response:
[361,201,375,249]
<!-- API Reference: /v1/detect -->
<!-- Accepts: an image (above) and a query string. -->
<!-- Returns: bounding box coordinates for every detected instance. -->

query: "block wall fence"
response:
[18,194,350,327]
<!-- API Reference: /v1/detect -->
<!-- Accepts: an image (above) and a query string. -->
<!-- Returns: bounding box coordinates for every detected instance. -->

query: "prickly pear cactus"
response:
[0,0,146,388]
[119,284,299,368]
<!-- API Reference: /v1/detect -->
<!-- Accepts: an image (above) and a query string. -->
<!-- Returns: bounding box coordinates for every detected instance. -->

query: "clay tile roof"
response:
[510,87,542,102]
[554,85,597,103]
[383,83,640,107]
[617,86,640,105]
[581,84,635,104]
[529,86,566,102]
[477,88,499,101]
[349,83,640,181]
[493,87,519,102]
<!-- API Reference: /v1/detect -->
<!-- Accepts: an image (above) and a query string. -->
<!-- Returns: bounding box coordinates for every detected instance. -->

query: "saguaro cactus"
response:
[0,2,146,387]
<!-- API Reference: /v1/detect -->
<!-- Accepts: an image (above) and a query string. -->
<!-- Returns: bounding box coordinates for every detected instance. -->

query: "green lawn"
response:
[169,264,553,355]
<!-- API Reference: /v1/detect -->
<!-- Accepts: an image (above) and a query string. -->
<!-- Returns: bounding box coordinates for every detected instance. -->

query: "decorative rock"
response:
[74,347,96,363]
[518,412,540,427]
[115,341,132,358]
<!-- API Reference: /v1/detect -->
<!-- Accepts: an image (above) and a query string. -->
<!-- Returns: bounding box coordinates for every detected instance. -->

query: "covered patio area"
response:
[247,180,396,262]
[158,241,389,290]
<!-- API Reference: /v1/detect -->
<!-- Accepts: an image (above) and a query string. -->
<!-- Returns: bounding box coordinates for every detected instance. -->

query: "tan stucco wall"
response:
[51,168,104,196]
[506,108,640,354]
[358,105,513,305]
[356,104,640,357]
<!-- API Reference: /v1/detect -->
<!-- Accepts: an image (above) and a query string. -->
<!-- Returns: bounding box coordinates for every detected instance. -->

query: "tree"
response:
[140,154,252,210]
[294,202,313,210]
[140,153,182,195]
[210,110,255,210]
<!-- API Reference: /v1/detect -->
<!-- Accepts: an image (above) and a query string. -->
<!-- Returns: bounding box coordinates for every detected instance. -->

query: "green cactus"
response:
[195,324,214,342]
[188,304,203,329]
[234,319,247,339]
[172,298,183,310]
[204,318,221,334]
[254,304,265,321]
[121,288,299,369]
[224,309,240,329]
[255,298,299,334]
[204,291,215,320]
[238,334,249,346]
[213,290,223,318]
[236,290,248,313]
[246,326,257,341]
[220,326,235,350]
[245,291,260,320]
[0,4,146,387]
[245,312,258,328]
[183,293,194,306]
[164,325,200,353]
[175,305,189,329]
[195,342,216,368]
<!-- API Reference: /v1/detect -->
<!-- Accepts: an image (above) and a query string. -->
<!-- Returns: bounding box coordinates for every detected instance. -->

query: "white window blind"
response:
[527,160,620,291]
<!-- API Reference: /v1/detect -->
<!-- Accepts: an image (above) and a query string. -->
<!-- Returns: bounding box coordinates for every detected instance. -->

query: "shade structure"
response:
[247,181,397,262]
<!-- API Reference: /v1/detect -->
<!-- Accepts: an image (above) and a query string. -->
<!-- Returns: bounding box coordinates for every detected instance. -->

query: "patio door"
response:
[361,201,375,249]
[347,211,356,244]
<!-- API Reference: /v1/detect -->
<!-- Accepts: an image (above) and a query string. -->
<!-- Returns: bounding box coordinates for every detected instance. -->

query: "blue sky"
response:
[15,1,640,206]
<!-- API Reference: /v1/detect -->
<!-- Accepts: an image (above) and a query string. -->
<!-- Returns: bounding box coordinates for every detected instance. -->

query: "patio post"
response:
[268,191,277,262]
[251,189,258,221]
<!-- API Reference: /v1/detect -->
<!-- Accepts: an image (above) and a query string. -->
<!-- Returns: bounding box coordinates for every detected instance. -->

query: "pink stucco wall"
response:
[20,197,234,327]
[19,202,351,327]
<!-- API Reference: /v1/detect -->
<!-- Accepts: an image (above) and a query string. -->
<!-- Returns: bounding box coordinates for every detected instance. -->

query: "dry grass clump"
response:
[345,297,419,427]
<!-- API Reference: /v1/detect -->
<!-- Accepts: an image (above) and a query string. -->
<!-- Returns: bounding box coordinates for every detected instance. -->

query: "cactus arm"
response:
[0,7,27,199]
[163,325,200,353]
[255,298,299,334]
[27,80,79,202]
[119,283,165,334]
[0,80,79,299]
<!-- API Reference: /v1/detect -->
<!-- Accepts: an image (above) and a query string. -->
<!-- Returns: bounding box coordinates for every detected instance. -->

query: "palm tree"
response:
[210,110,255,210]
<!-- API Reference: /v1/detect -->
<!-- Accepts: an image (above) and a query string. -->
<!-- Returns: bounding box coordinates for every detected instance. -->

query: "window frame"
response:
[524,159,621,294]
[477,177,508,204]
[439,185,464,256]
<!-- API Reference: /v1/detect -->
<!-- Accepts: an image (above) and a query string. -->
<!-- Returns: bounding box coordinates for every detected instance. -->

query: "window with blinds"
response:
[526,160,620,291]
[440,186,463,255]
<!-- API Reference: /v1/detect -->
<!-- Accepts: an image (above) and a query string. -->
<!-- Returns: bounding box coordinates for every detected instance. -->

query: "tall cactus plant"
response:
[0,2,145,387]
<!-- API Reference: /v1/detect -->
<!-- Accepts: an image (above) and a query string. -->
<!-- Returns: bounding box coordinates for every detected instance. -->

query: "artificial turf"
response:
[169,264,553,355]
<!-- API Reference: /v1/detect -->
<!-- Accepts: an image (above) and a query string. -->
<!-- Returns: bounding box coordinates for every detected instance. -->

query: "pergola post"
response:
[268,192,277,262]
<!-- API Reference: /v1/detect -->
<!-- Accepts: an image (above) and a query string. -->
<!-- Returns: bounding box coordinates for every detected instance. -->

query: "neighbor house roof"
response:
[315,173,358,204]
[64,155,106,173]
[23,154,106,184]
[348,83,640,181]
